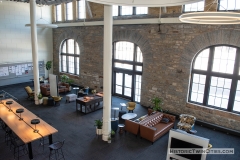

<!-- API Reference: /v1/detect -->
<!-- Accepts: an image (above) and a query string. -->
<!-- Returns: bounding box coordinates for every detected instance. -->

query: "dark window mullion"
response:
[228,48,240,111]
[133,7,136,15]
[203,47,214,105]
[74,41,77,75]
[119,6,122,16]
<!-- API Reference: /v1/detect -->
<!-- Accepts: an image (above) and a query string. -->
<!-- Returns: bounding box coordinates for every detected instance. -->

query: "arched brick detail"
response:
[53,29,84,74]
[182,29,240,65]
[113,29,153,61]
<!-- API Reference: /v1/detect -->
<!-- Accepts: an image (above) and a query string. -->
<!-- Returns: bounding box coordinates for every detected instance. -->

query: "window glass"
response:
[208,77,231,109]
[136,47,143,63]
[113,5,118,16]
[136,7,148,14]
[194,48,209,70]
[135,75,142,102]
[56,4,62,21]
[66,2,73,20]
[78,0,86,19]
[115,63,133,70]
[184,1,204,12]
[62,56,67,72]
[219,0,240,10]
[122,6,133,15]
[115,42,134,61]
[212,46,236,74]
[67,39,74,54]
[136,66,142,72]
[190,74,206,103]
[234,80,240,112]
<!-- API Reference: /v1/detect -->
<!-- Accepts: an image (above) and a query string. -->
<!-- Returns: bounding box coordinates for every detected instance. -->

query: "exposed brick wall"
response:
[53,24,240,131]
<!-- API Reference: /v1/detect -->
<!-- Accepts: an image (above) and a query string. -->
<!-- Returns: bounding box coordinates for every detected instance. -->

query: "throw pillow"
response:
[160,118,169,124]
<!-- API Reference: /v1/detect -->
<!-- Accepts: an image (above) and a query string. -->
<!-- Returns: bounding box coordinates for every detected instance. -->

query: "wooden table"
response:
[76,95,103,114]
[0,99,58,159]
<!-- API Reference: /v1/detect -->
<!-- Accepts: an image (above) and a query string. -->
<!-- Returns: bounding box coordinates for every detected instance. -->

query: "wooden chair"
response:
[126,102,136,113]
[24,86,34,100]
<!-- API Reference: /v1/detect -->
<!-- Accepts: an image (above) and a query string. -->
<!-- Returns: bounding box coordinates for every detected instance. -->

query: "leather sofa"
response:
[40,82,70,96]
[40,84,50,96]
[125,111,175,143]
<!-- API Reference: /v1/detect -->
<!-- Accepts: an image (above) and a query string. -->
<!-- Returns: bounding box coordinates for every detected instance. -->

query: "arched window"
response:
[59,39,80,75]
[112,41,143,102]
[189,45,240,113]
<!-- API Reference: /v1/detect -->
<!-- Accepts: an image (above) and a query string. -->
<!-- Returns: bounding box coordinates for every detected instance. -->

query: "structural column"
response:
[30,0,40,105]
[102,5,112,141]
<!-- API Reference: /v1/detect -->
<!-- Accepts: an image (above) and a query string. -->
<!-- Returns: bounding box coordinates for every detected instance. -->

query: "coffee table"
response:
[121,113,137,120]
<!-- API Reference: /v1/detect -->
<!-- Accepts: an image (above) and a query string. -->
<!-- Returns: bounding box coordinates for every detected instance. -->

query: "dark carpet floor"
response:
[0,82,239,160]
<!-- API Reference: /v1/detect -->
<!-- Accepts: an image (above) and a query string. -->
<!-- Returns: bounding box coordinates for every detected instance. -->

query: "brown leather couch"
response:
[40,84,50,96]
[125,111,175,143]
[40,82,70,96]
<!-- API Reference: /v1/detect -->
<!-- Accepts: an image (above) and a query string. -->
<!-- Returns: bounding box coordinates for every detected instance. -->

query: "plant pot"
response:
[96,128,102,135]
[108,140,111,143]
[38,99,43,104]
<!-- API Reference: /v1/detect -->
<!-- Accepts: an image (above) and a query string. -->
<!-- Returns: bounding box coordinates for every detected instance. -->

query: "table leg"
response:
[76,102,77,111]
[48,134,53,144]
[28,142,33,160]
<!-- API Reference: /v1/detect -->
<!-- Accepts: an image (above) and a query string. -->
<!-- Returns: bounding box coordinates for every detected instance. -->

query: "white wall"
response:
[0,1,53,80]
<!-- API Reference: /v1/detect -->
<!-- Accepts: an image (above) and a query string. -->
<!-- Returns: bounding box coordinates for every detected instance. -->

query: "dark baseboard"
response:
[195,120,240,137]
[158,110,240,137]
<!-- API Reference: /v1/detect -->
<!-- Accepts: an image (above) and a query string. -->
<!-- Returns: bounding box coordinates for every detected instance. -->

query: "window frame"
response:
[113,6,148,16]
[78,0,86,19]
[112,41,143,102]
[189,45,240,113]
[66,2,73,21]
[60,39,80,75]
[218,0,240,11]
[183,0,205,13]
[56,4,62,22]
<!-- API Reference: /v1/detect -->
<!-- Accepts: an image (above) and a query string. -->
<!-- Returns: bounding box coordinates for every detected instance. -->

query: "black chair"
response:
[9,134,28,160]
[49,140,65,160]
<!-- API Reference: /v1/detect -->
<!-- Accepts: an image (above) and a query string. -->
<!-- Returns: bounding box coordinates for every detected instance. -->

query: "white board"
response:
[49,74,58,97]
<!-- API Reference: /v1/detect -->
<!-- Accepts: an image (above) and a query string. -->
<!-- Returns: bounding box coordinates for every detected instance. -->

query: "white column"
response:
[102,5,112,141]
[30,0,40,105]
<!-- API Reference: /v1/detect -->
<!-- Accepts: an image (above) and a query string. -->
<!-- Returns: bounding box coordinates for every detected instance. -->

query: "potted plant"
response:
[150,97,163,112]
[60,75,69,83]
[37,93,43,104]
[67,78,74,91]
[45,61,52,78]
[94,119,103,135]
[111,130,115,138]
[108,134,111,143]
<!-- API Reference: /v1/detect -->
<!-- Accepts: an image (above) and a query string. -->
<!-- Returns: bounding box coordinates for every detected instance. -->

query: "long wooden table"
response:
[0,99,58,159]
[76,95,103,114]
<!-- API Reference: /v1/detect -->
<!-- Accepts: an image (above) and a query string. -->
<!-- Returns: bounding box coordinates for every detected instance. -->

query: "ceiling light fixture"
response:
[179,0,240,25]
[25,4,58,28]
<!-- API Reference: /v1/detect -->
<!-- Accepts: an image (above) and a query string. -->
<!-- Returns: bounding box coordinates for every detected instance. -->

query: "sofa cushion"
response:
[154,122,174,137]
[144,114,163,127]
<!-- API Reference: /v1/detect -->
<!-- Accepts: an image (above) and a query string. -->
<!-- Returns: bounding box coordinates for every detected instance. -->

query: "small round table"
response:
[118,124,125,134]
[121,113,137,120]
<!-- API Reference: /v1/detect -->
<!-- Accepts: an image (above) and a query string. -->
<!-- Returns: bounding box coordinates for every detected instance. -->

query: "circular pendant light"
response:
[179,12,240,25]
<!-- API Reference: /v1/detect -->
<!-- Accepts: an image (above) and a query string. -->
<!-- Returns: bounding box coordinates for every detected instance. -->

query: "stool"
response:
[43,97,48,105]
[118,124,125,134]
[118,111,126,124]
[49,140,65,160]
[66,94,77,103]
